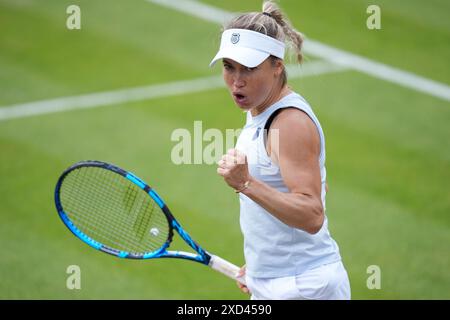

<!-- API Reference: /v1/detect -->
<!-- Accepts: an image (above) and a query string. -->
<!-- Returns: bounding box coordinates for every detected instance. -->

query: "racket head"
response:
[55,160,174,259]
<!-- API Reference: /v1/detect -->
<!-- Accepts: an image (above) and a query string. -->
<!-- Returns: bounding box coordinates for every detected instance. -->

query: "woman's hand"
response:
[217,148,251,191]
[237,265,250,294]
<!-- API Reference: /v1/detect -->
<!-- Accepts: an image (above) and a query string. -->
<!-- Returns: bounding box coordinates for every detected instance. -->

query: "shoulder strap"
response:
[263,107,295,146]
[264,108,283,133]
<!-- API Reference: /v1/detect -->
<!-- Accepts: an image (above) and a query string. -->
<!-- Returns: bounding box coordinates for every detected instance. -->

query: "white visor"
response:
[209,28,285,68]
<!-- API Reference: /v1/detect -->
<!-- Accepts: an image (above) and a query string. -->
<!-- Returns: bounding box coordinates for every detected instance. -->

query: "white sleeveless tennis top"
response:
[235,92,342,278]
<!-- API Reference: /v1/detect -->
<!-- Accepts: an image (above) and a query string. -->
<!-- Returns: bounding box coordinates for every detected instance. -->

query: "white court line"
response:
[0,61,346,121]
[148,0,450,102]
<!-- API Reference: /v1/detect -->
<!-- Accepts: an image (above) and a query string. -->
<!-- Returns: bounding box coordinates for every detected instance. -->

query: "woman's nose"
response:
[233,75,246,88]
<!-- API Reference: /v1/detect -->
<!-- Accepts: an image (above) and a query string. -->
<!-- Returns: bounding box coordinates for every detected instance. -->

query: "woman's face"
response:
[222,58,284,114]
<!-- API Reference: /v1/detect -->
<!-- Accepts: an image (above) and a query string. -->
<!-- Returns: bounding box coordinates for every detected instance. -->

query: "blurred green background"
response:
[0,0,449,299]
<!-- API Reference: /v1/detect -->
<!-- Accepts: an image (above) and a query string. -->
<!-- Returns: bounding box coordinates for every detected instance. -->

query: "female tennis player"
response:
[212,1,351,300]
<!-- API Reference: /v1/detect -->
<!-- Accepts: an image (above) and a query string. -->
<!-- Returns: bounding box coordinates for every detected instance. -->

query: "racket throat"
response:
[163,250,208,264]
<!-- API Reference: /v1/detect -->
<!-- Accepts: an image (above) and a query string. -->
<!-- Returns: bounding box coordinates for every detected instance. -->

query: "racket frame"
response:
[55,160,244,284]
[55,160,209,263]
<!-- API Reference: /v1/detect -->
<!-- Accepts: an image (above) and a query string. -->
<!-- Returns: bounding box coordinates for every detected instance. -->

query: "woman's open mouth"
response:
[233,93,247,106]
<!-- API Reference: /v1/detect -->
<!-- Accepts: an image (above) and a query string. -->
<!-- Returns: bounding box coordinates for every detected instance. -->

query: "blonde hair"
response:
[224,1,304,86]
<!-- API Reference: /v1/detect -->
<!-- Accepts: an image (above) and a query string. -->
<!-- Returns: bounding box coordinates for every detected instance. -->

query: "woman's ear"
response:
[274,59,284,77]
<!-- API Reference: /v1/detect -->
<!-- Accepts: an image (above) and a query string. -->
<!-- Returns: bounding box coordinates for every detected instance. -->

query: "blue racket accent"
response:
[125,172,146,190]
[141,221,208,263]
[171,219,209,264]
[149,189,165,208]
[58,210,102,250]
[142,243,170,259]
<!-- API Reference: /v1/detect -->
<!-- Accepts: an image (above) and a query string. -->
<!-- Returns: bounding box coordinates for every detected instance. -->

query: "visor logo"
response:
[231,33,240,44]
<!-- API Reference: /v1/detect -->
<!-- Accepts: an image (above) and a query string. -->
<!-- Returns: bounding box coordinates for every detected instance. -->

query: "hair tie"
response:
[262,12,273,18]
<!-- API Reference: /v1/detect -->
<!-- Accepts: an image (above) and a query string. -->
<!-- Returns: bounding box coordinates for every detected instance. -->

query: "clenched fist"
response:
[217,148,251,192]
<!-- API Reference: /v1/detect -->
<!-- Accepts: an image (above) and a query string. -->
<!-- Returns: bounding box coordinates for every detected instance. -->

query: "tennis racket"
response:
[54,160,245,285]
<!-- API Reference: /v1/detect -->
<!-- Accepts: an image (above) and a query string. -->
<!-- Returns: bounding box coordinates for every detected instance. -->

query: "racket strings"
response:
[68,169,131,241]
[66,168,168,253]
[63,168,141,249]
[85,168,168,251]
[60,166,170,255]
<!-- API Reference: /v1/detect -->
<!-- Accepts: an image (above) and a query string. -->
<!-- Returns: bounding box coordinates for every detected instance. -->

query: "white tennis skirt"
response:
[246,260,351,300]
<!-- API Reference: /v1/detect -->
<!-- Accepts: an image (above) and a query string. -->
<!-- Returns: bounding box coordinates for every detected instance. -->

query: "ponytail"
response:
[262,0,304,63]
[224,1,304,86]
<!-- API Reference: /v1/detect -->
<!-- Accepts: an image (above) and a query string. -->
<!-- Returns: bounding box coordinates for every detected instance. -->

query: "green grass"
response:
[0,0,449,299]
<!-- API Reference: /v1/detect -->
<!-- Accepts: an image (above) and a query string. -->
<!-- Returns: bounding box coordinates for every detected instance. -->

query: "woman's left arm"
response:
[217,108,324,234]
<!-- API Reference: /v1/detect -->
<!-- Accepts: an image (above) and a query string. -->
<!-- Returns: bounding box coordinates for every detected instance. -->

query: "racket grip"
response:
[208,255,246,285]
